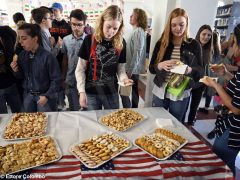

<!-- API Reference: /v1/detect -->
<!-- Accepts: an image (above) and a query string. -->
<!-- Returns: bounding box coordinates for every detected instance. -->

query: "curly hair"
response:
[94,5,124,50]
[156,8,189,63]
[133,8,148,30]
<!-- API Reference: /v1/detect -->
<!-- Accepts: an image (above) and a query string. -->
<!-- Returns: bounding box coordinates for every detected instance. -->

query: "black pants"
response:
[121,74,139,108]
[187,85,205,124]
[205,94,212,108]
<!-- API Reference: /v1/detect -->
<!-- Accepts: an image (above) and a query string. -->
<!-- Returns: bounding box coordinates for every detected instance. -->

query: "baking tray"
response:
[1,136,62,175]
[134,129,188,161]
[98,109,146,132]
[70,132,132,169]
[2,112,48,141]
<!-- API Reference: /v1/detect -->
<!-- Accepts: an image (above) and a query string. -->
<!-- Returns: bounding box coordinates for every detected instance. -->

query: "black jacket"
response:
[0,26,17,88]
[149,38,204,89]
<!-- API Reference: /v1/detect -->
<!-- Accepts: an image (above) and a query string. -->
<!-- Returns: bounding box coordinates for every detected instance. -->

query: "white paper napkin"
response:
[155,118,174,128]
[170,64,188,74]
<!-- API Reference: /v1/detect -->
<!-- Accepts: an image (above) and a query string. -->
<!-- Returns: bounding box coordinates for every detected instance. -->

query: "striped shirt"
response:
[165,45,181,82]
[171,45,181,60]
[226,70,240,149]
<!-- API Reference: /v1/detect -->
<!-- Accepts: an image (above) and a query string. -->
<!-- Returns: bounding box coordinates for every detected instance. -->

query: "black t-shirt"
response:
[50,19,72,69]
[50,19,72,41]
[78,35,126,94]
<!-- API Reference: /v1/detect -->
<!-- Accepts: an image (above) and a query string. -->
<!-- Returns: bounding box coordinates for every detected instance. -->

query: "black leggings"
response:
[187,85,205,124]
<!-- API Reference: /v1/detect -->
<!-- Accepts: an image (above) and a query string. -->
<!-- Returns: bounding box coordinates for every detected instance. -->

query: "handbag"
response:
[167,75,190,97]
[168,74,185,88]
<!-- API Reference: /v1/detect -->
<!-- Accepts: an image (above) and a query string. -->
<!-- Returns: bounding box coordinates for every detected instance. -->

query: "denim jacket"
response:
[149,38,204,89]
[14,46,61,98]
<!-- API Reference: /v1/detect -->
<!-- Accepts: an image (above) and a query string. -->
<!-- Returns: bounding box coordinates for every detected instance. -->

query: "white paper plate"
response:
[118,81,133,87]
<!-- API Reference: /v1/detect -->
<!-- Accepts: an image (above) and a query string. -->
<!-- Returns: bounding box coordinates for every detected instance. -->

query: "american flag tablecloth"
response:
[23,141,233,180]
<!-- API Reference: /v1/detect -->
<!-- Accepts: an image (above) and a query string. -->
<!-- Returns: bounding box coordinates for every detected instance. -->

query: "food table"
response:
[0,107,234,179]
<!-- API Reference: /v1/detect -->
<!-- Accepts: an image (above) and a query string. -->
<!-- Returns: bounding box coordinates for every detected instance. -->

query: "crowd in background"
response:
[0,2,240,176]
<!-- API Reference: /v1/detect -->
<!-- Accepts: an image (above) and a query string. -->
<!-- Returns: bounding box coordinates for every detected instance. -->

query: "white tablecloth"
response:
[0,107,233,179]
[0,107,198,155]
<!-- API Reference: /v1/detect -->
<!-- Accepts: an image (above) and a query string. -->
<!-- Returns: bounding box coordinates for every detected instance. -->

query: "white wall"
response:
[123,0,155,40]
[179,0,218,37]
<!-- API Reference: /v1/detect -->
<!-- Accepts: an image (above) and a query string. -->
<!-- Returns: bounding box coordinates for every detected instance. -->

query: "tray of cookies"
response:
[70,132,131,168]
[98,109,145,132]
[0,136,62,175]
[3,112,48,140]
[134,128,188,160]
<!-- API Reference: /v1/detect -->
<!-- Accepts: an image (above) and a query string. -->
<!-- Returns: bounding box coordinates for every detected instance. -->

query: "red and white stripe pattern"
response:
[29,141,234,179]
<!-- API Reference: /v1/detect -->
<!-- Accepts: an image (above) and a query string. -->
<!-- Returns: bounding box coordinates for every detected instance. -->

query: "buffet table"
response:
[0,107,234,179]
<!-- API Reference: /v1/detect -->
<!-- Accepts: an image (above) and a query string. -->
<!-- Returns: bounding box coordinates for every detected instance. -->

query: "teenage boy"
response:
[50,3,72,110]
[61,9,87,111]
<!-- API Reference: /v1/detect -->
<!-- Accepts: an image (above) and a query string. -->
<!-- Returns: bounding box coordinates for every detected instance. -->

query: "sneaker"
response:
[198,107,209,114]
[207,130,215,139]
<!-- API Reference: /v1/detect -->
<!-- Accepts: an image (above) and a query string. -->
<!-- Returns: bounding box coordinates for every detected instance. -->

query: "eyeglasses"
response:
[71,22,84,28]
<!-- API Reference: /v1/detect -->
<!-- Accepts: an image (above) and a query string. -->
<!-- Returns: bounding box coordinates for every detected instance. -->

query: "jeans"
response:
[121,74,139,108]
[87,93,119,110]
[152,94,189,122]
[65,87,80,111]
[0,84,22,114]
[213,129,239,175]
[23,92,57,112]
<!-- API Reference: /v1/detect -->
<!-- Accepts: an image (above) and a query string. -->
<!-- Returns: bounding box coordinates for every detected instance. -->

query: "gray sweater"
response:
[125,27,146,74]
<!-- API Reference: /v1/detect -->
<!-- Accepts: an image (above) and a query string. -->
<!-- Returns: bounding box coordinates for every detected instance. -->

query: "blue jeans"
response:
[0,84,22,114]
[152,94,189,122]
[87,93,119,110]
[213,129,239,175]
[23,92,57,112]
[121,74,139,108]
[65,87,80,111]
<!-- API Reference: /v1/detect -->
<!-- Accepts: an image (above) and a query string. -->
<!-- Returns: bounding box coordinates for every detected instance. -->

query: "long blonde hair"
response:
[157,8,189,63]
[94,5,124,50]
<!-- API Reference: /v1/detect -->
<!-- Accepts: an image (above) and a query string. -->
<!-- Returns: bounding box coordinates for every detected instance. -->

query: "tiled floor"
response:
[193,119,215,145]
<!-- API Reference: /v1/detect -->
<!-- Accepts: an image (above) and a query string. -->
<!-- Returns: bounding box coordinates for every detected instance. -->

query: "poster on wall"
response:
[0,10,8,25]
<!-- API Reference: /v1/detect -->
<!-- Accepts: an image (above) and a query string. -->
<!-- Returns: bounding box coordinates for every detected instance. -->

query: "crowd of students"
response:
[0,3,240,176]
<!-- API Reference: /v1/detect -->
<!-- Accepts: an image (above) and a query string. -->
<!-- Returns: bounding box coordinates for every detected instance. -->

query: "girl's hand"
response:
[123,78,134,86]
[157,59,178,71]
[199,76,218,88]
[80,92,87,108]
[210,63,226,76]
[185,66,192,74]
[10,61,18,72]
